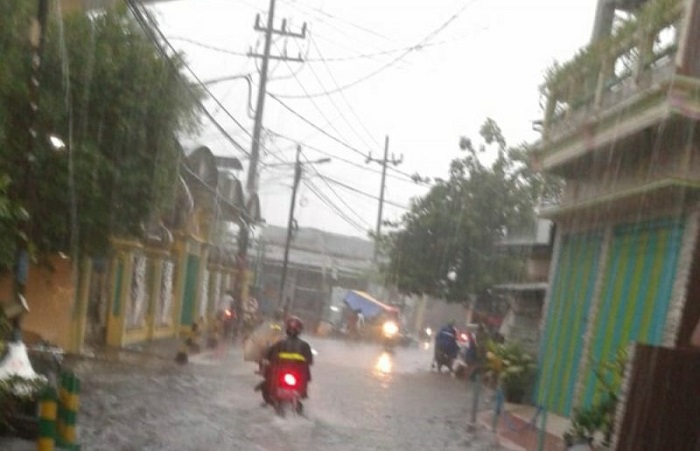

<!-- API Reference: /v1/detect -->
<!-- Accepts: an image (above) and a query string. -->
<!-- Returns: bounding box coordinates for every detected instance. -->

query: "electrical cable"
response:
[267,101,433,186]
[167,36,250,56]
[301,153,371,228]
[281,0,395,43]
[302,39,458,63]
[303,179,367,234]
[316,174,410,210]
[273,39,376,157]
[268,92,369,160]
[278,0,410,70]
[265,129,421,184]
[270,0,478,99]
[126,1,253,158]
[308,34,380,147]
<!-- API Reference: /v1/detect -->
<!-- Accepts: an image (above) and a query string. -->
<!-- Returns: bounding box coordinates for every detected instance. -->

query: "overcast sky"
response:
[148,0,597,238]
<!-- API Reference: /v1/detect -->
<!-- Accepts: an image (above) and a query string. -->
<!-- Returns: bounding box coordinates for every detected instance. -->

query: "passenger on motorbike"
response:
[433,321,460,370]
[260,316,314,399]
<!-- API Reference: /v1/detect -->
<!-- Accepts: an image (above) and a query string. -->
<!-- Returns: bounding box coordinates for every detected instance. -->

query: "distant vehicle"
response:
[381,320,400,352]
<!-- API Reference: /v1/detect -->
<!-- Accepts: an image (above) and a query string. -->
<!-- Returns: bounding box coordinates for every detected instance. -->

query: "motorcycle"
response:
[221,307,236,339]
[259,355,308,416]
[381,320,400,352]
[434,345,455,373]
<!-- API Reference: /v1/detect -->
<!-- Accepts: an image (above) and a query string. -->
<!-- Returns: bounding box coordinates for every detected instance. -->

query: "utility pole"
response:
[277,148,331,312]
[247,0,307,192]
[367,136,402,264]
[279,146,302,310]
[237,0,306,302]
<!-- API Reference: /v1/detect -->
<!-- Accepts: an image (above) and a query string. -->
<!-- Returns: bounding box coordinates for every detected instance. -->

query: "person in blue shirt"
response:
[433,321,460,372]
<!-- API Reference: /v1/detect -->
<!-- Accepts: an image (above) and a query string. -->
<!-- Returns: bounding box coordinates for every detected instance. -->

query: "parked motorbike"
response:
[381,320,400,353]
[259,356,308,416]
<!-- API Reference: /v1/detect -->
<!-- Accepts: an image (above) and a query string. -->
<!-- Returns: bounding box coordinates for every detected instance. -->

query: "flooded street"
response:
[2,338,500,450]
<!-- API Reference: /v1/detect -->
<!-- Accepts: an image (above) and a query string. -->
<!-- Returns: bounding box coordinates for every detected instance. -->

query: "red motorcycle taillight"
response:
[281,372,298,388]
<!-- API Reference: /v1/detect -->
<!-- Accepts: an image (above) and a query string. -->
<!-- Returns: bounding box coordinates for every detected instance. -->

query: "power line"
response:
[278,0,411,70]
[303,179,367,234]
[265,129,421,184]
[308,34,380,147]
[273,39,376,157]
[281,0,395,43]
[301,153,371,228]
[271,0,478,99]
[268,130,384,174]
[266,102,433,186]
[303,39,454,62]
[317,174,409,210]
[268,92,368,159]
[126,1,252,158]
[167,36,250,56]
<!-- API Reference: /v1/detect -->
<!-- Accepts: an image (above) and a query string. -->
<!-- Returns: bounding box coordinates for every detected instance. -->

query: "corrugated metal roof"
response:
[262,225,374,261]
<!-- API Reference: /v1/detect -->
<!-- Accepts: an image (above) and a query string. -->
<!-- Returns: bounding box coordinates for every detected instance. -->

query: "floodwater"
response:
[1,338,501,450]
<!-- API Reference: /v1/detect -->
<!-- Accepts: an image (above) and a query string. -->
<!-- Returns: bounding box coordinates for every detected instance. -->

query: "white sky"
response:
[149,0,597,238]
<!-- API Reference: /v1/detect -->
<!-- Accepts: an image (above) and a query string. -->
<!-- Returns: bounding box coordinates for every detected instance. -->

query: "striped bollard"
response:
[57,372,80,449]
[37,387,57,451]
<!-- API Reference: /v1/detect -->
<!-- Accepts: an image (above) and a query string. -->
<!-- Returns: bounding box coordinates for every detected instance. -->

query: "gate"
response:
[615,344,700,450]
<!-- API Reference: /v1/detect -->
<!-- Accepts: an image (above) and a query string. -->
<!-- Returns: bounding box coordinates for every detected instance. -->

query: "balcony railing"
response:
[542,0,685,140]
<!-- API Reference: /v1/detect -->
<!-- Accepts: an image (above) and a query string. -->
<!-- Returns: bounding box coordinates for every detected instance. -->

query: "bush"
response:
[564,347,628,448]
[0,375,47,437]
[483,341,537,403]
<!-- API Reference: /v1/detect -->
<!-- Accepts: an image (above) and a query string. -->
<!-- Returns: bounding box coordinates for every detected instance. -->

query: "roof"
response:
[343,290,398,318]
[493,282,548,292]
[262,225,374,261]
[263,243,371,275]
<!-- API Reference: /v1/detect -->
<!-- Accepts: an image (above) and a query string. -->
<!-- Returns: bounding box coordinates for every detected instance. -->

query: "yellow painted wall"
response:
[0,255,74,350]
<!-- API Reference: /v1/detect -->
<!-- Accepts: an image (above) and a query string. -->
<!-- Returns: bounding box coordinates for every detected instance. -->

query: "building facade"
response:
[494,219,554,355]
[533,0,700,416]
[0,145,254,352]
[254,226,373,332]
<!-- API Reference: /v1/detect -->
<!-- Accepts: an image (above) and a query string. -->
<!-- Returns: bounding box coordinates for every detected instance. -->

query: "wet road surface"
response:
[1,338,502,450]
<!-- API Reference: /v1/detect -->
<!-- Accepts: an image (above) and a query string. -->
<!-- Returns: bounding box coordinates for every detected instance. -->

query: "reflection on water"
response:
[374,352,392,375]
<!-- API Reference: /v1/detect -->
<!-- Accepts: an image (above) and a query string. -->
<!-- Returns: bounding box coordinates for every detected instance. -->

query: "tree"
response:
[0,1,35,271]
[381,119,561,301]
[0,4,202,270]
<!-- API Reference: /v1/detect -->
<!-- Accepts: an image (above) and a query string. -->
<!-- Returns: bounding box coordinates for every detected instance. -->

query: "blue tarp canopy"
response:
[343,290,398,319]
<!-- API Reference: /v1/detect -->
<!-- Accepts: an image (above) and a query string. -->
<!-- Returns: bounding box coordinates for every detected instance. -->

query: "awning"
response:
[493,282,548,292]
[343,290,398,318]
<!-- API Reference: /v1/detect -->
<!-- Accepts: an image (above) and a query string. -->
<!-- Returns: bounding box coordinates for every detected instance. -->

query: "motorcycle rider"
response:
[433,320,459,370]
[257,316,314,399]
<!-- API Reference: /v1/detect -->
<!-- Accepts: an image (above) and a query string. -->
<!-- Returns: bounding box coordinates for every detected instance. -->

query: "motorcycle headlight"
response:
[383,321,399,337]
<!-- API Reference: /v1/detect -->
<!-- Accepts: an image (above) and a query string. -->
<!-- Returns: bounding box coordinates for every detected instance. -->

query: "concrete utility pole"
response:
[247,0,307,192]
[590,0,616,43]
[367,136,402,263]
[237,0,306,301]
[278,147,330,311]
[279,146,303,310]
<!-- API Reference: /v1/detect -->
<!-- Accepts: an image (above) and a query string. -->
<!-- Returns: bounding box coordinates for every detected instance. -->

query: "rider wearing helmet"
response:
[434,320,460,369]
[263,316,314,397]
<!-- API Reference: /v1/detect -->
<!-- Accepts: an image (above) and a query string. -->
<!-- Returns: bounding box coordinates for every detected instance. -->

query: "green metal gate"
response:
[180,254,200,326]
[537,231,603,416]
[581,218,684,407]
